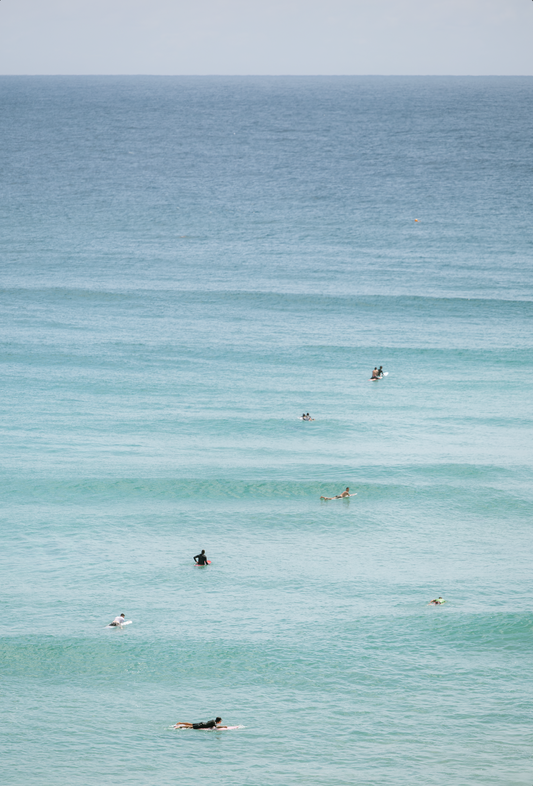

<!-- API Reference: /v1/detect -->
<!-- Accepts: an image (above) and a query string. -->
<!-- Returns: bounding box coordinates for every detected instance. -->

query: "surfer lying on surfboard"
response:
[320,487,355,500]
[174,717,224,729]
[109,614,126,627]
[429,597,446,605]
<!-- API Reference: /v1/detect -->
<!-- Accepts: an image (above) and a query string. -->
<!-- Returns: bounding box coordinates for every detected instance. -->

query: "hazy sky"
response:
[0,0,532,75]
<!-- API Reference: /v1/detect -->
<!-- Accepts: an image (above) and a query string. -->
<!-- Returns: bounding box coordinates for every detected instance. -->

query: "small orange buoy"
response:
[414,219,418,222]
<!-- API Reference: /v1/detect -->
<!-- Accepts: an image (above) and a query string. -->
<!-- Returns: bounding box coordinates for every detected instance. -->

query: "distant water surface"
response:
[1,77,532,786]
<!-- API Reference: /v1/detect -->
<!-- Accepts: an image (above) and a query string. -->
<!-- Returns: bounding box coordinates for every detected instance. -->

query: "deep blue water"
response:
[1,77,532,786]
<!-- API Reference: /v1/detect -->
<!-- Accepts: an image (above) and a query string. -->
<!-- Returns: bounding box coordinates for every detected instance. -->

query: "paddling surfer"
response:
[174,717,224,729]
[320,487,351,500]
[109,614,126,627]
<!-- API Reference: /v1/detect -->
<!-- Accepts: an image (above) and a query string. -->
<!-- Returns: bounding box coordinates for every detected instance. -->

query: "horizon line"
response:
[1,73,533,78]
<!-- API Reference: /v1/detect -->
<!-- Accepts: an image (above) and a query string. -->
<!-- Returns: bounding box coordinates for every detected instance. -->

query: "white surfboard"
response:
[105,620,132,628]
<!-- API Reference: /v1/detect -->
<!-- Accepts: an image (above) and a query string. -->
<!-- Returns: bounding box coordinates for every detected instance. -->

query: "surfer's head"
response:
[120,613,125,618]
[215,717,222,724]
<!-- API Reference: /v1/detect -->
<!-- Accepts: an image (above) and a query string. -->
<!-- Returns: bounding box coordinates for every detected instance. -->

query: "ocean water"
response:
[1,76,532,786]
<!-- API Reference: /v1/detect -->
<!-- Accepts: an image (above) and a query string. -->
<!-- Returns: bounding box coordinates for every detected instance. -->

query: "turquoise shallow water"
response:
[1,77,533,785]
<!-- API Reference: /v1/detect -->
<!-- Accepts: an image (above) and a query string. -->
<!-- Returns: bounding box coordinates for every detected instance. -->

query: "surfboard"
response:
[105,620,132,628]
[194,560,211,566]
[369,372,389,380]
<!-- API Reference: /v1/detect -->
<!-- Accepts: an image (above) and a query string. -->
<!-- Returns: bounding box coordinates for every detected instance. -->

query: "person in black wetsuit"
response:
[174,717,223,729]
[194,549,209,565]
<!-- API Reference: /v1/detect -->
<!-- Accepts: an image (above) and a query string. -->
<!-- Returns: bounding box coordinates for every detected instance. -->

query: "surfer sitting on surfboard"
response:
[109,614,126,627]
[174,717,223,729]
[370,366,386,380]
[320,487,352,500]
[194,550,209,565]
